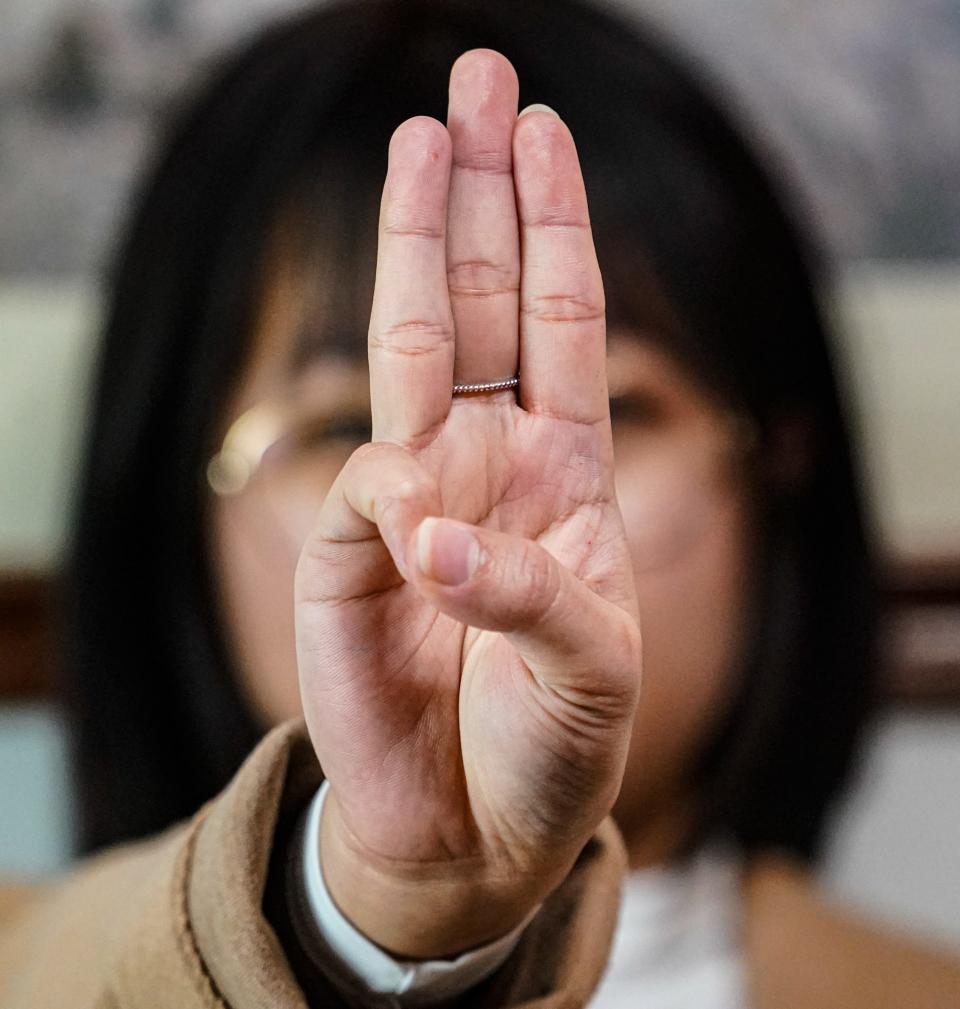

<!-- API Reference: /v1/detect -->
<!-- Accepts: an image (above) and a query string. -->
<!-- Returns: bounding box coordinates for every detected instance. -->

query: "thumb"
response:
[408,516,641,719]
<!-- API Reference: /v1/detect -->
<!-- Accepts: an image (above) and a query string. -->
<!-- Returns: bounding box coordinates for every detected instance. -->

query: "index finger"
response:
[368,117,454,445]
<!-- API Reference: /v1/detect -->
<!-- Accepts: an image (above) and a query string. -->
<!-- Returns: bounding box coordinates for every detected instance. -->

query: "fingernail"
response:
[519,103,559,119]
[416,518,480,586]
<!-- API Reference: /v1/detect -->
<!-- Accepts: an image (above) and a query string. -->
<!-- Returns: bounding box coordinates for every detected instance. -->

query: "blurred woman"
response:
[1,1,957,1007]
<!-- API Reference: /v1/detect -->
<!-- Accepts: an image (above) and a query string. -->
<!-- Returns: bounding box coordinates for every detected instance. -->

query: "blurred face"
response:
[206,244,761,865]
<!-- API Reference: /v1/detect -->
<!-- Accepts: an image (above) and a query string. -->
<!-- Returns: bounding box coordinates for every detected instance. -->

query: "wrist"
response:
[318,784,547,960]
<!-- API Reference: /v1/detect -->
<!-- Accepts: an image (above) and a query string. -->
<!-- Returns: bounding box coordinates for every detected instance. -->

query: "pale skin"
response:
[303,55,643,957]
[211,46,744,952]
[208,49,960,1005]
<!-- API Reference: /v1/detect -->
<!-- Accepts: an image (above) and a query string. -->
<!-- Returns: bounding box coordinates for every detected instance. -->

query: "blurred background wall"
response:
[1,0,958,950]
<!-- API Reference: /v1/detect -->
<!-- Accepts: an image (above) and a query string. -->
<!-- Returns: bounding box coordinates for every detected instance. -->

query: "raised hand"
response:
[294,49,642,958]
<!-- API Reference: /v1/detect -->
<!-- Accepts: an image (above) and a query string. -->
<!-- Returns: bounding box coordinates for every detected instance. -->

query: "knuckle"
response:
[295,536,343,589]
[344,440,403,477]
[525,211,590,230]
[380,221,446,240]
[343,442,435,516]
[521,292,605,325]
[605,611,643,703]
[617,613,643,674]
[376,476,433,520]
[370,319,454,357]
[347,440,383,466]
[528,215,590,231]
[451,149,513,176]
[447,259,519,299]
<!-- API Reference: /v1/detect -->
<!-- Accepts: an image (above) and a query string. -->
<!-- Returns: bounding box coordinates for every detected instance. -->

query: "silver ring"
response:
[452,375,519,395]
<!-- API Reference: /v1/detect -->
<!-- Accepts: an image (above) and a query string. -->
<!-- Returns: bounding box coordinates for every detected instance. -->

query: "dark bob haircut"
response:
[58,0,881,860]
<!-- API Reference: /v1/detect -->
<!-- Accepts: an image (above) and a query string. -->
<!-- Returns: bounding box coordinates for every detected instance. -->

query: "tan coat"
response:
[1,718,958,1008]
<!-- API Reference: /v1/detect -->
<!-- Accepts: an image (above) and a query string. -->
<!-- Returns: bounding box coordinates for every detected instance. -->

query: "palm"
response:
[295,51,641,886]
[301,401,631,860]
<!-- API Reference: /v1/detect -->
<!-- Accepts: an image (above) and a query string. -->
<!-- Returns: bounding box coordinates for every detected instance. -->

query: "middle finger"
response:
[445,50,521,391]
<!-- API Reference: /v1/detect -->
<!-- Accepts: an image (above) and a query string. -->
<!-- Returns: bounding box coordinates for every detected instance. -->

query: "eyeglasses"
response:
[206,348,760,572]
[206,358,371,497]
